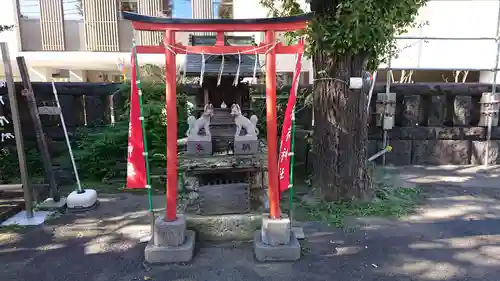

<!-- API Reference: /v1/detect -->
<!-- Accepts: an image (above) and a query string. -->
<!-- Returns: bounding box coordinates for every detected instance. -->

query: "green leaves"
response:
[72,82,189,182]
[0,25,14,32]
[260,0,428,69]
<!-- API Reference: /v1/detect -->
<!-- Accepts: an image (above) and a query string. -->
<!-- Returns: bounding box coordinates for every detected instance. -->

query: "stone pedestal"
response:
[145,214,195,264]
[234,136,258,155]
[186,140,212,155]
[253,215,301,262]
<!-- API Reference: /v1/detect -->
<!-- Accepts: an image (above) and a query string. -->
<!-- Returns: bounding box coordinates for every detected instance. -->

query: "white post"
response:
[485,0,500,169]
[51,82,83,192]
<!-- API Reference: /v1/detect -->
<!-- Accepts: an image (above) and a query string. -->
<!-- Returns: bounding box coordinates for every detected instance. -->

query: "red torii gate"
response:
[123,12,313,222]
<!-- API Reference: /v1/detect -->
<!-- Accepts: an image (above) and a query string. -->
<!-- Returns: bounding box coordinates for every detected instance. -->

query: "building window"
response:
[120,0,138,13]
[162,0,173,17]
[63,0,83,20]
[215,0,233,19]
[19,0,41,19]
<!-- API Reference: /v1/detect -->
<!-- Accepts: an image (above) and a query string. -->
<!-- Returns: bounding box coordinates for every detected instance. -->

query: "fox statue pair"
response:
[186,103,259,139]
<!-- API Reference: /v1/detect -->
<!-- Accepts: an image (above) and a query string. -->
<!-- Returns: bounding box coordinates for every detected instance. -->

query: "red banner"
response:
[278,53,303,193]
[126,52,147,188]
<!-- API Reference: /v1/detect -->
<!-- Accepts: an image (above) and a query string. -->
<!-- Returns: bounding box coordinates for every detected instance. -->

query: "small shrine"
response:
[123,11,311,263]
[181,34,266,216]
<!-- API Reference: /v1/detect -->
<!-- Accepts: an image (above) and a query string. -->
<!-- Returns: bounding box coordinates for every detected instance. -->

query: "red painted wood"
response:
[136,43,304,55]
[131,21,308,32]
[216,32,224,46]
[265,30,280,219]
[164,30,178,222]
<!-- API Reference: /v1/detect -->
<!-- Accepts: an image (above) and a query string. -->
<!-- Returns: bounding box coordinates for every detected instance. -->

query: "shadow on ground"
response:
[2,171,500,280]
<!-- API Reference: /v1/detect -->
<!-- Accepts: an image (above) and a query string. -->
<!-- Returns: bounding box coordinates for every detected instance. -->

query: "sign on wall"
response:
[0,80,15,143]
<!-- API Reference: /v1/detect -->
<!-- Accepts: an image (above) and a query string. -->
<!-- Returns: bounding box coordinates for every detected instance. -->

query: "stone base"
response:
[186,213,261,241]
[253,230,301,262]
[36,197,67,211]
[186,140,212,155]
[154,215,187,247]
[234,139,258,155]
[261,216,291,245]
[145,230,196,264]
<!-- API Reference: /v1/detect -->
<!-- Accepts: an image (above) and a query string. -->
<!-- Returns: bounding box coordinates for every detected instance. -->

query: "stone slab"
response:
[36,197,67,211]
[1,210,53,226]
[387,127,463,141]
[471,140,500,165]
[198,183,250,215]
[454,95,472,126]
[412,140,470,165]
[291,226,305,239]
[145,230,195,264]
[186,140,212,155]
[154,214,186,247]
[261,216,291,245]
[401,95,421,126]
[234,139,258,155]
[253,230,301,262]
[187,213,261,241]
[428,95,445,126]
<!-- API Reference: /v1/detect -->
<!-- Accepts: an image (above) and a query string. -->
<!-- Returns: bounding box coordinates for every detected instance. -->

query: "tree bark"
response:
[311,50,372,201]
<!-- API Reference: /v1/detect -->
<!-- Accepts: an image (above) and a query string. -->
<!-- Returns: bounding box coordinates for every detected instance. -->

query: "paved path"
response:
[1,166,500,281]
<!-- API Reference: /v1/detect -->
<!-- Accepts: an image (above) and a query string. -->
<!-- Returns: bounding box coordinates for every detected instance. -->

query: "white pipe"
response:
[368,146,393,162]
[382,58,391,166]
[366,71,378,113]
[51,82,83,192]
[484,0,500,168]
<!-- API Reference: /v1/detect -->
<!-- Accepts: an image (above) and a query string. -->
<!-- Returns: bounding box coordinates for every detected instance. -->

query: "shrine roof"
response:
[122,12,314,32]
[184,35,262,76]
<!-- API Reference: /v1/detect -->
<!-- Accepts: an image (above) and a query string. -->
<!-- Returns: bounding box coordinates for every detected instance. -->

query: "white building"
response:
[0,0,499,83]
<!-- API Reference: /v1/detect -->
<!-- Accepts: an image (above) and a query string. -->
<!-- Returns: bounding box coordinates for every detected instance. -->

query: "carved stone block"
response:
[454,96,472,126]
[234,139,258,155]
[401,95,421,126]
[471,141,500,165]
[412,140,470,165]
[186,140,212,155]
[198,183,250,215]
[428,96,445,126]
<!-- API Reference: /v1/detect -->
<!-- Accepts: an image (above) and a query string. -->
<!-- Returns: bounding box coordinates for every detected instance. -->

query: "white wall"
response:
[233,0,313,82]
[384,0,500,70]
[233,0,500,77]
[0,0,22,76]
[0,0,21,57]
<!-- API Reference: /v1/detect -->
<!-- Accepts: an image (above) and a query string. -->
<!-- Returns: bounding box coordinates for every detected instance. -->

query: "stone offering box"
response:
[186,140,213,155]
[234,139,259,155]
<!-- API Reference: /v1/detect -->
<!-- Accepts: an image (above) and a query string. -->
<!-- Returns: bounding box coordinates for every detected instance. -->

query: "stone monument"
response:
[186,103,214,155]
[231,103,259,155]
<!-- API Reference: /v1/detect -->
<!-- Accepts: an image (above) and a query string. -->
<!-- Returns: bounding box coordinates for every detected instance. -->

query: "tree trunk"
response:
[311,50,373,201]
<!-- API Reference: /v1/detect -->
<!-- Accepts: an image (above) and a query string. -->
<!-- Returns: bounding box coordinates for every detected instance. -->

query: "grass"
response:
[301,187,421,228]
[290,167,422,228]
